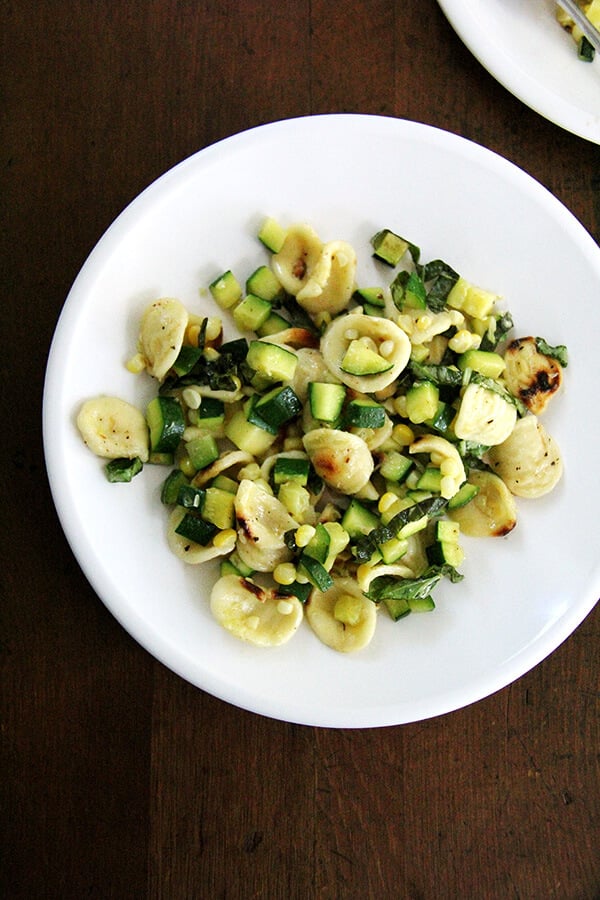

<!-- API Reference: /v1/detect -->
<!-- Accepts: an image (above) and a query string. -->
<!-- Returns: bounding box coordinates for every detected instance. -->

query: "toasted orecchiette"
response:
[210,575,303,646]
[234,479,299,572]
[295,240,357,316]
[303,428,374,494]
[139,297,188,381]
[448,469,517,537]
[503,337,563,415]
[305,577,377,652]
[453,382,517,446]
[487,415,563,498]
[167,506,236,564]
[77,396,149,461]
[271,224,324,296]
[321,313,411,392]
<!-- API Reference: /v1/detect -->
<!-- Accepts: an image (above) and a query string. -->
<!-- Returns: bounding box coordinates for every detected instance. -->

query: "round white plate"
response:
[438,0,600,144]
[43,114,600,728]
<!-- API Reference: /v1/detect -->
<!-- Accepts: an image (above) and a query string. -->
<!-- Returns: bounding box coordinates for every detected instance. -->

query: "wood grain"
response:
[2,2,598,898]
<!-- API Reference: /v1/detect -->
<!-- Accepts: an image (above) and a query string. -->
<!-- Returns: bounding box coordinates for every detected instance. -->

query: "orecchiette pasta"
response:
[448,470,517,537]
[503,337,563,415]
[321,313,411,392]
[487,415,563,498]
[303,428,374,494]
[76,396,149,461]
[139,297,188,381]
[210,574,303,646]
[271,223,324,295]
[305,577,377,652]
[234,478,300,572]
[295,240,357,316]
[453,382,517,446]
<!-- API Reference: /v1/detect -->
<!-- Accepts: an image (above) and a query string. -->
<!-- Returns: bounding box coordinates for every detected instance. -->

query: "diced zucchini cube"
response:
[245,265,284,302]
[246,340,298,382]
[371,229,409,266]
[209,270,242,309]
[185,433,219,470]
[202,487,236,530]
[233,294,272,332]
[258,217,287,253]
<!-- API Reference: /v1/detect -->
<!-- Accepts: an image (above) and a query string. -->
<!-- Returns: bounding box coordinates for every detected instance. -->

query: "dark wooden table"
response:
[3,2,599,898]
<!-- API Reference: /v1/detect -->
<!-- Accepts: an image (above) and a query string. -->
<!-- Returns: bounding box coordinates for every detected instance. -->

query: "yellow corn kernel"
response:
[378,492,399,514]
[186,324,202,346]
[125,352,146,374]
[295,524,316,547]
[205,316,223,342]
[448,329,480,354]
[273,563,297,586]
[416,314,433,331]
[283,437,304,452]
[179,456,196,477]
[392,423,415,446]
[238,463,261,481]
[277,599,295,616]
[182,387,202,410]
[393,397,408,418]
[213,529,237,549]
[440,457,460,477]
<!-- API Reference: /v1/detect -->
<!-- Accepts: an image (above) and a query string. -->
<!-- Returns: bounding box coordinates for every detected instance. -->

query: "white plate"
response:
[43,114,600,728]
[438,0,600,144]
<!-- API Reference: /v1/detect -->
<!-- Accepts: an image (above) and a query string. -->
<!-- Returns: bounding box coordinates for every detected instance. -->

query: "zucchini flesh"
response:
[371,229,409,266]
[233,294,272,332]
[174,513,217,546]
[298,554,333,592]
[161,469,189,505]
[273,457,310,486]
[147,396,185,453]
[246,340,298,382]
[308,382,346,423]
[253,385,302,429]
[344,399,386,429]
[209,270,242,309]
[186,433,219,470]
[104,457,143,483]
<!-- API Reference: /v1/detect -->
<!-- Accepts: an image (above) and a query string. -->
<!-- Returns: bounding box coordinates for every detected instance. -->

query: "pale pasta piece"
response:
[448,469,517,537]
[167,506,236,564]
[271,223,324,295]
[306,577,377,653]
[210,575,303,646]
[234,478,299,572]
[503,337,563,415]
[321,313,411,392]
[139,297,188,381]
[357,563,414,592]
[487,415,563,498]
[303,428,374,494]
[296,240,357,316]
[453,382,517,446]
[76,396,149,462]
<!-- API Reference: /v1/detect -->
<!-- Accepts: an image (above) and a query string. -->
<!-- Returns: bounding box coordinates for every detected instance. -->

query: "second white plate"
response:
[438,0,600,144]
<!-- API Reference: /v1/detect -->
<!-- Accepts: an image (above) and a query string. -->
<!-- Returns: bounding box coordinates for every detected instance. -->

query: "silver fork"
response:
[557,0,600,54]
